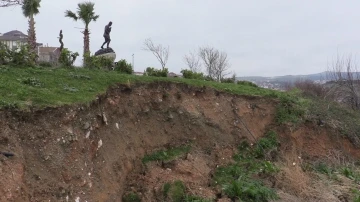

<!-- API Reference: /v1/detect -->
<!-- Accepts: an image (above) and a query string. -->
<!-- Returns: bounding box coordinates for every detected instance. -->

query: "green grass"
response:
[214,131,280,202]
[142,145,191,164]
[162,180,213,202]
[122,192,141,202]
[0,65,286,110]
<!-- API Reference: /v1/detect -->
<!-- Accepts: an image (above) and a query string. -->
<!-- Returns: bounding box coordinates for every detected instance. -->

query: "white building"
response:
[0,30,28,50]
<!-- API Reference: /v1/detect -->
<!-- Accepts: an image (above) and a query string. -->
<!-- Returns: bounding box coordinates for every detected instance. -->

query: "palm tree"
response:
[65,2,99,64]
[22,0,41,55]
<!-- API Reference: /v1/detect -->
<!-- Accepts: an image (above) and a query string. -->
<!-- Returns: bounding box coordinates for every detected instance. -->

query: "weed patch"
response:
[162,181,212,202]
[275,93,308,124]
[214,131,280,201]
[142,145,191,164]
[122,192,141,202]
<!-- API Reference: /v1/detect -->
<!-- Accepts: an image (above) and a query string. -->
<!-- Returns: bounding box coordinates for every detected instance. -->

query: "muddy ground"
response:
[0,82,359,202]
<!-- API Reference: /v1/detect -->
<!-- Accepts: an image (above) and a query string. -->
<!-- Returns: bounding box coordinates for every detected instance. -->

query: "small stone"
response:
[85,131,91,139]
[102,113,108,125]
[83,122,90,130]
[97,139,103,150]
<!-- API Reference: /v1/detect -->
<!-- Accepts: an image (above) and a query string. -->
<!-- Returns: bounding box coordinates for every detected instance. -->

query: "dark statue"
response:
[58,30,64,53]
[101,21,112,49]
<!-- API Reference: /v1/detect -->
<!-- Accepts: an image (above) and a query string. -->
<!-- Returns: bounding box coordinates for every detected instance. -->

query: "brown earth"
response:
[0,81,359,202]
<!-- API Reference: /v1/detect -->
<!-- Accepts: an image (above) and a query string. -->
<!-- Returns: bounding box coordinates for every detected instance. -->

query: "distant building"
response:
[168,72,182,77]
[38,46,60,63]
[0,30,59,63]
[133,71,144,76]
[0,30,28,50]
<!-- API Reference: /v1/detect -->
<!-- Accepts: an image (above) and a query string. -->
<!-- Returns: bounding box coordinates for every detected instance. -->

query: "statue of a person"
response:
[101,21,112,49]
[59,30,64,52]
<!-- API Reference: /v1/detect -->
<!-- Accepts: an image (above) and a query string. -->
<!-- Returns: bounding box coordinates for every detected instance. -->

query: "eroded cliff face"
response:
[0,82,358,202]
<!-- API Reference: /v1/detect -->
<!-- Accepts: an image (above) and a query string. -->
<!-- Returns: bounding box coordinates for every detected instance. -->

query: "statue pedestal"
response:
[94,48,116,63]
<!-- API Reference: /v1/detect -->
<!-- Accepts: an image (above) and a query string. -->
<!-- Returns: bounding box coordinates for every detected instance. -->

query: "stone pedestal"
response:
[94,48,116,63]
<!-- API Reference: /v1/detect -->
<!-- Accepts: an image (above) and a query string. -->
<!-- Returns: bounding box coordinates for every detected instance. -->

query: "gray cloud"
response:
[2,0,360,76]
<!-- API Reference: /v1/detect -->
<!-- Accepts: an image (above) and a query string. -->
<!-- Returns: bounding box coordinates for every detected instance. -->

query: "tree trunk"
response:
[83,28,90,66]
[27,15,37,58]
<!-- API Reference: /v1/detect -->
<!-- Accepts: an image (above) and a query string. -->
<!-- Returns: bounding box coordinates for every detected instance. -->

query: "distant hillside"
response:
[237,71,359,90]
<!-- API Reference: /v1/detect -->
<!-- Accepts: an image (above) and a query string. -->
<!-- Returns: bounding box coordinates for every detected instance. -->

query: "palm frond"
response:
[76,1,98,26]
[92,15,99,21]
[21,0,41,17]
[65,10,78,21]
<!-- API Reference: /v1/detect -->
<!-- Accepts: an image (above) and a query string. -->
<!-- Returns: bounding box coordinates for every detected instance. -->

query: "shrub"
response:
[142,145,190,164]
[84,53,113,70]
[122,192,141,202]
[221,77,235,83]
[293,79,327,98]
[0,44,37,67]
[115,59,133,74]
[223,179,278,202]
[38,61,53,67]
[59,48,79,68]
[237,80,258,88]
[214,131,280,202]
[180,69,204,80]
[144,67,168,77]
[0,43,10,65]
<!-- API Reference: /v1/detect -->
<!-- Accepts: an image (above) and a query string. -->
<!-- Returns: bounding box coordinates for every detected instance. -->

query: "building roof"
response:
[38,47,59,54]
[0,30,27,41]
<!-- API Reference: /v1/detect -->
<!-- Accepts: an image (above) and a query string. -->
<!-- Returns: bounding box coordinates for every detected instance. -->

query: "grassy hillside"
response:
[0,65,285,110]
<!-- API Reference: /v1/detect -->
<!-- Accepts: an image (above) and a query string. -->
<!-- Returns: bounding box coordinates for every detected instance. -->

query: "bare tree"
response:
[327,54,360,110]
[183,50,201,72]
[143,38,169,70]
[198,46,230,82]
[0,0,23,7]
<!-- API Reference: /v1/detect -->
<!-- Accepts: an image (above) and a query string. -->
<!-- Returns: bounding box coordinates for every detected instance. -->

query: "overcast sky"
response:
[2,0,360,77]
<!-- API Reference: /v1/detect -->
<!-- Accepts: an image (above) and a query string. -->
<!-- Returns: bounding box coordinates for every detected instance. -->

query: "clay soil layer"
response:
[0,82,359,202]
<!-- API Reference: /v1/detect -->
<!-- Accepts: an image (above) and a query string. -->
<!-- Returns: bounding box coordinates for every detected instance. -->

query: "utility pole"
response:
[132,54,134,69]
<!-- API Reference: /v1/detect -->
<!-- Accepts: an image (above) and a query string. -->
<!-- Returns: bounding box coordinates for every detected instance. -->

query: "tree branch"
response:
[0,0,23,7]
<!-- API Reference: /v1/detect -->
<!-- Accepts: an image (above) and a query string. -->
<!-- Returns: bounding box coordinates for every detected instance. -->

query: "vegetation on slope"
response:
[0,65,285,110]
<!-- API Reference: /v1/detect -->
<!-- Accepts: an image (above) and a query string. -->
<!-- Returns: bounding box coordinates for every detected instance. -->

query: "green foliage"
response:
[65,2,99,27]
[144,67,168,77]
[312,162,335,177]
[162,181,212,202]
[214,131,280,201]
[59,48,79,68]
[22,0,41,17]
[69,72,91,80]
[352,189,360,202]
[223,179,278,202]
[275,93,308,124]
[221,77,235,83]
[0,43,11,65]
[115,59,133,74]
[237,80,258,88]
[163,182,171,197]
[21,77,43,87]
[38,61,53,67]
[142,145,191,164]
[122,192,141,202]
[84,53,113,70]
[253,131,279,158]
[0,44,37,67]
[0,67,286,110]
[0,100,19,110]
[181,69,204,80]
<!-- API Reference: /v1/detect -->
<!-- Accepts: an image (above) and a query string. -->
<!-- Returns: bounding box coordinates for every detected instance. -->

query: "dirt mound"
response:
[0,82,359,201]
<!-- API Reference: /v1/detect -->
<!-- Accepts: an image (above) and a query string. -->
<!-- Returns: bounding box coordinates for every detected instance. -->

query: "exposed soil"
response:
[0,81,359,202]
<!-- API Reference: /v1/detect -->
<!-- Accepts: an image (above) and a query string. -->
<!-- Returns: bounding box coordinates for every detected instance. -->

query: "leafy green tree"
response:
[65,2,99,64]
